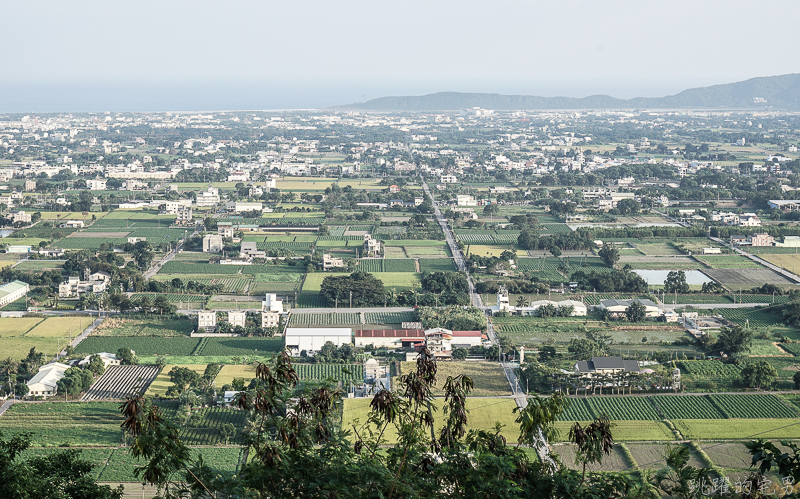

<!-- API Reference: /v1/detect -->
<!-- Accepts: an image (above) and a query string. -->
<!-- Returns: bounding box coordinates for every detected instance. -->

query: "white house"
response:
[597,299,661,318]
[198,311,217,332]
[78,352,120,368]
[26,362,70,398]
[284,327,353,356]
[323,254,344,271]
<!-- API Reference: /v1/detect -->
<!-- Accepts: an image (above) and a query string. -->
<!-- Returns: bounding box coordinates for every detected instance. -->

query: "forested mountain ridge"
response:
[337,73,800,111]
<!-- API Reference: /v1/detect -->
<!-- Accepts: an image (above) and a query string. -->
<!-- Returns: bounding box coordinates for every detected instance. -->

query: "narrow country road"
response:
[421,181,483,309]
[143,227,198,280]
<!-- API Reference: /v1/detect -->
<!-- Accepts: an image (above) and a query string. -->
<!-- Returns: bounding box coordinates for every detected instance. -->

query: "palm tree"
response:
[516,296,527,308]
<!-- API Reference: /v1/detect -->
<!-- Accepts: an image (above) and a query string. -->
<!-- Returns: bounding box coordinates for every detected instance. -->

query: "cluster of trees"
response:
[663,271,689,294]
[474,278,549,295]
[1,348,47,398]
[517,230,595,252]
[309,341,356,363]
[164,364,222,399]
[55,366,95,399]
[570,268,648,293]
[320,271,471,308]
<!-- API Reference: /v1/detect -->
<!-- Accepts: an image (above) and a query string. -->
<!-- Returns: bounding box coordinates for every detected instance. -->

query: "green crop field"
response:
[695,255,764,269]
[673,419,800,440]
[194,337,284,356]
[0,402,125,447]
[715,308,784,328]
[295,364,363,382]
[418,258,456,272]
[363,311,416,324]
[552,420,676,442]
[289,312,361,325]
[558,396,661,421]
[75,337,201,356]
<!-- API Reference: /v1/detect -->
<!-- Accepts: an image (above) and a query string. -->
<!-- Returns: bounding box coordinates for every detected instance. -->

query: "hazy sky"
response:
[3,0,800,112]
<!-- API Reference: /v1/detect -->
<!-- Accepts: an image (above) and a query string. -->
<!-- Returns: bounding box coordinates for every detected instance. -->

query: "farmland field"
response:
[762,254,800,274]
[418,258,456,272]
[295,364,363,382]
[405,246,452,258]
[363,311,416,324]
[289,312,361,325]
[195,337,284,356]
[92,317,195,337]
[13,260,65,270]
[714,307,784,327]
[673,419,800,440]
[215,364,256,387]
[74,336,201,356]
[552,420,676,442]
[26,316,93,337]
[702,268,794,286]
[399,361,510,397]
[302,272,422,292]
[0,402,125,447]
[694,255,764,269]
[341,397,520,443]
[0,317,44,336]
[555,444,633,472]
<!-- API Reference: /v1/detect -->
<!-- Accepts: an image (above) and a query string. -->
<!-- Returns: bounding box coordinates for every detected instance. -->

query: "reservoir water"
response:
[633,269,711,285]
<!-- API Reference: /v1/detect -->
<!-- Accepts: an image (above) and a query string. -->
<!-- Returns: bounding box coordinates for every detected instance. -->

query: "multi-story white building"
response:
[195,186,220,207]
[363,235,381,256]
[261,293,284,328]
[228,311,246,329]
[58,270,109,298]
[198,311,217,332]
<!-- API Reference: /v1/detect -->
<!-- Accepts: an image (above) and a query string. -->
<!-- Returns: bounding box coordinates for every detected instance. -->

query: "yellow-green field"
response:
[0,316,95,360]
[552,420,676,442]
[145,365,204,397]
[673,419,800,440]
[762,254,800,274]
[0,318,46,337]
[302,272,422,292]
[342,397,520,443]
[26,316,92,338]
[215,364,256,387]
[398,361,510,397]
[0,261,15,269]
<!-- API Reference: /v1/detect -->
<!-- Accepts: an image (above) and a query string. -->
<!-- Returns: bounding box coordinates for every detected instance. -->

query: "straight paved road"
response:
[0,399,15,418]
[422,181,483,309]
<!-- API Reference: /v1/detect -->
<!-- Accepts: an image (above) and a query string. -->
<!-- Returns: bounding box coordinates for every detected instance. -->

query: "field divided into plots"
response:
[557,394,797,423]
[289,312,361,325]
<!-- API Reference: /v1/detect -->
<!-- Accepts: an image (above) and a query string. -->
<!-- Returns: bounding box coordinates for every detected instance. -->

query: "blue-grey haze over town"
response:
[4,0,800,112]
